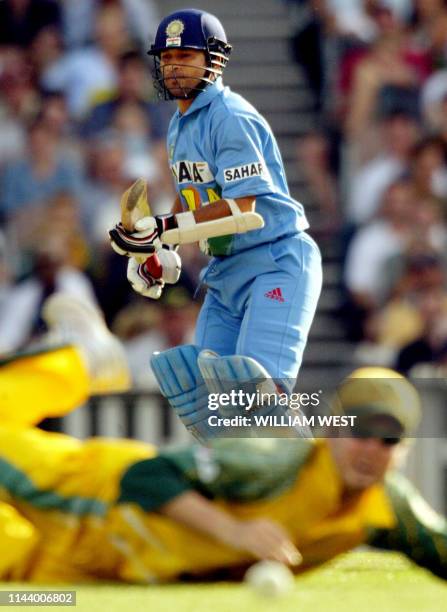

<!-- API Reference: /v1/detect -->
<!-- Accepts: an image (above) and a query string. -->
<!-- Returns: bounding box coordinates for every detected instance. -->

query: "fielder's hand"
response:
[109,214,177,259]
[228,519,302,566]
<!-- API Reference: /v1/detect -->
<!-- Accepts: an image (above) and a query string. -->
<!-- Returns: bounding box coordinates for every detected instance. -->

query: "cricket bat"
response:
[120,178,163,278]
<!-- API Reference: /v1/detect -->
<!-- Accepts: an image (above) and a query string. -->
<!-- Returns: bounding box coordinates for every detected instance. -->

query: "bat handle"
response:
[142,252,163,279]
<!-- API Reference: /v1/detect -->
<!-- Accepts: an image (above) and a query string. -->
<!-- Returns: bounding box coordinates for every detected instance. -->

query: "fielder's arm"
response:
[368,473,447,580]
[159,490,301,566]
[118,453,300,566]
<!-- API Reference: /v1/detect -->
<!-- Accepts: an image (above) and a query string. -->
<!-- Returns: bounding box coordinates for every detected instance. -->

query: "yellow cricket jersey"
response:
[0,433,377,582]
[0,346,90,426]
[1,432,446,583]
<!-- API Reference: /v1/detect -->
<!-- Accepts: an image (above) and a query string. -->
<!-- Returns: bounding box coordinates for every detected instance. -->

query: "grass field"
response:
[3,552,447,611]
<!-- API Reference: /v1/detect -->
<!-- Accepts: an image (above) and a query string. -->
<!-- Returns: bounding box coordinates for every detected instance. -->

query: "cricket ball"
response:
[244,560,294,597]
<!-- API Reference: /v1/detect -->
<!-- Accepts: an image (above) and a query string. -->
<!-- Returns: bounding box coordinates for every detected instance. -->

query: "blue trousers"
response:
[195,232,322,388]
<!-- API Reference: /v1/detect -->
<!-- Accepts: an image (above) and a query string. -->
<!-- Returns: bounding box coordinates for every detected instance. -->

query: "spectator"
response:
[35,192,91,271]
[410,136,447,200]
[380,195,447,293]
[410,192,447,248]
[1,117,82,233]
[344,16,428,149]
[365,249,447,354]
[410,0,447,66]
[81,50,172,198]
[0,48,38,169]
[287,1,413,118]
[346,110,420,224]
[37,91,83,169]
[119,0,160,52]
[40,4,132,118]
[28,24,63,81]
[288,0,335,114]
[79,131,136,323]
[343,178,416,339]
[60,0,159,52]
[81,51,165,140]
[0,237,97,355]
[0,0,60,49]
[421,69,447,131]
[59,0,97,50]
[79,131,129,246]
[120,286,198,390]
[395,286,447,374]
[297,131,340,233]
[329,1,413,42]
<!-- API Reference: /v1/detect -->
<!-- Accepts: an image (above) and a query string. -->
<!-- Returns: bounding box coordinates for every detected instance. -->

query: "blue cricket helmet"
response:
[147,8,232,100]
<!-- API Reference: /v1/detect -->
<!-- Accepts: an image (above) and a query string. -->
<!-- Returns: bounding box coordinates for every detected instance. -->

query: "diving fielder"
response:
[1,353,447,583]
[110,9,323,441]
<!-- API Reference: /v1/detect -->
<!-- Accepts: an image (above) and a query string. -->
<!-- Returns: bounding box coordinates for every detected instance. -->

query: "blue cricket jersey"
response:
[167,78,309,256]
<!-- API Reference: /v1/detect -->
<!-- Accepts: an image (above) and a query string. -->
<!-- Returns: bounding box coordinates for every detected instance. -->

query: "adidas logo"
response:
[264,287,285,303]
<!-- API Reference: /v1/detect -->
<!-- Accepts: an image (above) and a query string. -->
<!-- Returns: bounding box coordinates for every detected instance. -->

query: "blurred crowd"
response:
[0,0,206,389]
[2,0,447,388]
[291,0,447,376]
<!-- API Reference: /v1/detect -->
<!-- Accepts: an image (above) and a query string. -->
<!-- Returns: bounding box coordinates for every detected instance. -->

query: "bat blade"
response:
[119,178,163,279]
[120,178,151,232]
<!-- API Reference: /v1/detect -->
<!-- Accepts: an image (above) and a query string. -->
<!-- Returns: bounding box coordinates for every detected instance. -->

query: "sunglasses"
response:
[379,437,401,447]
[350,435,401,447]
[350,426,402,447]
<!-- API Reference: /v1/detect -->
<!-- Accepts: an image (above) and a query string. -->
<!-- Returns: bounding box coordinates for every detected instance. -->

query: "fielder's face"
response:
[159,49,208,98]
[328,437,396,491]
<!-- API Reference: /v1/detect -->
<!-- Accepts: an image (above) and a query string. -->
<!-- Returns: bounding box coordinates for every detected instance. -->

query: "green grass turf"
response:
[2,552,447,612]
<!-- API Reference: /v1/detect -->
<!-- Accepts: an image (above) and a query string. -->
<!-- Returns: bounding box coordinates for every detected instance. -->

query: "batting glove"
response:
[157,247,182,284]
[109,214,177,259]
[127,257,165,299]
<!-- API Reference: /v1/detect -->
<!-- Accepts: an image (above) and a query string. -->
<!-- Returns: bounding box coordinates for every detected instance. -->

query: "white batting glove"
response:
[157,247,182,284]
[126,248,182,299]
[127,257,165,299]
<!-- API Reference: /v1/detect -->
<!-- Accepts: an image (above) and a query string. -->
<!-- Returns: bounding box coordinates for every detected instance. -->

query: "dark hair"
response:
[118,49,146,69]
[411,136,447,162]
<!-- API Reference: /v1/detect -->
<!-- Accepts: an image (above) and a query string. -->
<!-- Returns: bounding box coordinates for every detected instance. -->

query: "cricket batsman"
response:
[0,313,446,584]
[109,8,323,441]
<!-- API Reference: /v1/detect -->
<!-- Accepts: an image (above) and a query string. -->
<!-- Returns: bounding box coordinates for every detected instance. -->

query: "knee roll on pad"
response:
[150,345,213,442]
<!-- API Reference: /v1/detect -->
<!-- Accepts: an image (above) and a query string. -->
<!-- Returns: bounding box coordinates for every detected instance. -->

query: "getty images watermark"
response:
[206,389,356,429]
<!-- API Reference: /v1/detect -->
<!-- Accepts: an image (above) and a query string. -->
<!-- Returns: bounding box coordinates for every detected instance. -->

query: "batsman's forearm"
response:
[171,194,183,215]
[171,195,254,221]
[192,196,255,223]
